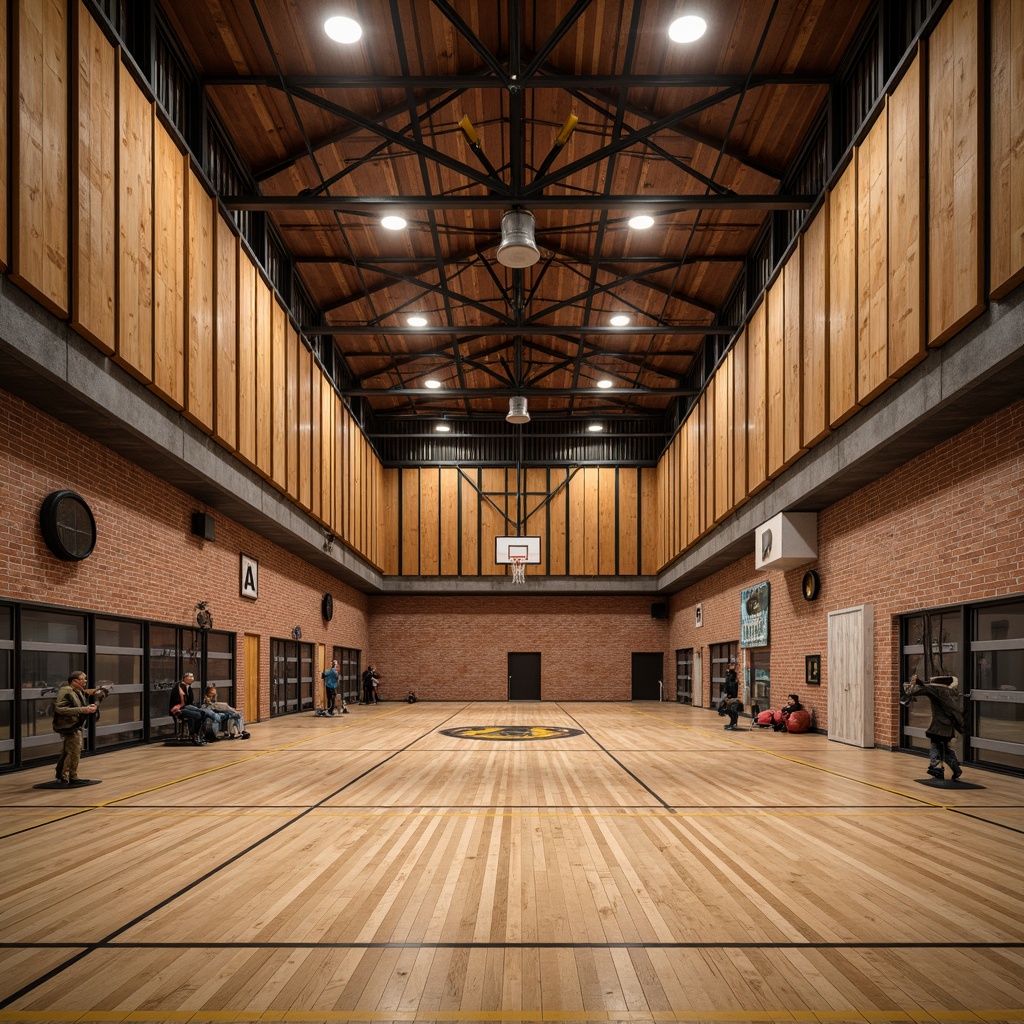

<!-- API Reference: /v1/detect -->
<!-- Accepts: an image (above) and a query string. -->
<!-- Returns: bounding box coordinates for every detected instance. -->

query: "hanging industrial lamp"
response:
[496,210,540,268]
[506,396,530,424]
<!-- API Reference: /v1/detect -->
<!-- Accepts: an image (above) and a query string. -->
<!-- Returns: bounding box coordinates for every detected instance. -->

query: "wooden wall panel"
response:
[828,162,858,427]
[713,352,734,521]
[548,470,568,575]
[0,0,7,270]
[318,374,333,521]
[185,170,214,431]
[766,275,786,478]
[524,467,549,572]
[401,468,419,574]
[12,0,69,316]
[685,414,701,541]
[381,468,399,575]
[286,325,300,499]
[598,467,616,574]
[332,394,343,537]
[618,467,638,575]
[419,467,440,576]
[928,0,984,346]
[732,329,747,503]
[236,255,257,467]
[801,201,830,446]
[254,276,272,479]
[747,301,768,495]
[461,468,480,574]
[568,467,587,575]
[71,1,115,352]
[701,393,715,530]
[480,469,506,576]
[213,219,238,451]
[297,344,312,510]
[888,53,927,377]
[116,66,152,382]
[857,108,890,404]
[354,433,366,554]
[269,300,287,490]
[309,364,322,518]
[640,467,659,574]
[151,123,184,408]
[783,241,804,466]
[439,467,460,575]
[990,0,1024,299]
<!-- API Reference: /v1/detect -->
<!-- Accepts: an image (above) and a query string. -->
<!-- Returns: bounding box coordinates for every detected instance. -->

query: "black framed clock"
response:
[322,592,334,622]
[40,490,97,562]
[801,569,821,602]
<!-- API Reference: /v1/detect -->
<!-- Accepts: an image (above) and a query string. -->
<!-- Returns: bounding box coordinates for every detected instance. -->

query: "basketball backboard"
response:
[495,536,541,564]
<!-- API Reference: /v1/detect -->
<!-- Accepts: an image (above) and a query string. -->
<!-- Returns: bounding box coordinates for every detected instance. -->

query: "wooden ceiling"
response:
[161,0,872,433]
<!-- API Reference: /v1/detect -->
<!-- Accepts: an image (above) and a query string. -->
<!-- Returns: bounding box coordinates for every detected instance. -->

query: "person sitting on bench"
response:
[170,672,219,745]
[202,685,250,739]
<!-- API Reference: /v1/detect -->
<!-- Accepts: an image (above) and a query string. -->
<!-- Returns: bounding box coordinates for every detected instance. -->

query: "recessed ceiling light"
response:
[424,378,442,389]
[597,379,613,389]
[588,423,604,432]
[380,215,407,230]
[324,15,362,44]
[435,422,451,433]
[609,315,630,326]
[407,315,427,327]
[669,15,707,43]
[628,214,654,230]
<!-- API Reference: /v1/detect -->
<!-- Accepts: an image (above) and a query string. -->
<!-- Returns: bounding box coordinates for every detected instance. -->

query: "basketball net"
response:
[510,556,526,585]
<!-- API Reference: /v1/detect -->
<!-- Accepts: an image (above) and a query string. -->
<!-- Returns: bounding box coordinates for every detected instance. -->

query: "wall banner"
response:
[740,581,770,648]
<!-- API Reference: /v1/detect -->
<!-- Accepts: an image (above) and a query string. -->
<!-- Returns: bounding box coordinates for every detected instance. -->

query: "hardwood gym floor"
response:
[1,701,1022,1024]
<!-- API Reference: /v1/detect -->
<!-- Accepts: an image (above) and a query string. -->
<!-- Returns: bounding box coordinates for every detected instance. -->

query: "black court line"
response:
[556,703,676,811]
[0,702,473,1011]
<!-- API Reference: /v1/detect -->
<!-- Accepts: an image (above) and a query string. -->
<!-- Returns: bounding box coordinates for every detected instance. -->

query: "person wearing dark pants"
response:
[322,659,339,715]
[52,671,108,784]
[721,662,740,730]
[902,675,964,780]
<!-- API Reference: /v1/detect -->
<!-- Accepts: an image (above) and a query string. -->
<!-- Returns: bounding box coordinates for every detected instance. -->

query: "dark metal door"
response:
[631,652,664,700]
[508,652,541,700]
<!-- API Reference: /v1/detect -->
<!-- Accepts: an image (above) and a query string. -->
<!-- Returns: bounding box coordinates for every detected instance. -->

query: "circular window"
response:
[40,491,97,561]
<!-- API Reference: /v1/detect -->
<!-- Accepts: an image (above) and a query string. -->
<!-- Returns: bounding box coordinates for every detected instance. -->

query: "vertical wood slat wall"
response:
[656,0,1018,574]
[2,0,383,571]
[382,466,659,577]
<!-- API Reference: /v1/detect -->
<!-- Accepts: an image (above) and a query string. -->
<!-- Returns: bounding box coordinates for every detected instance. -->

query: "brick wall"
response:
[667,399,1024,746]
[368,595,670,701]
[0,390,370,720]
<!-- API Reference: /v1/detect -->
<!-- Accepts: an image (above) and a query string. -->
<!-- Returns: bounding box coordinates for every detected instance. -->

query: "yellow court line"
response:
[0,1007,1020,1022]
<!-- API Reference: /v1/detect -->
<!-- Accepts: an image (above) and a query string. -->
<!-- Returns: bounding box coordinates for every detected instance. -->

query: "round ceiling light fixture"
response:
[628,214,654,230]
[609,314,630,326]
[407,315,427,326]
[669,14,707,43]
[324,15,362,44]
[597,379,613,389]
[496,210,540,268]
[506,396,530,424]
[435,422,451,433]
[588,423,604,432]
[380,215,407,230]
[424,378,442,389]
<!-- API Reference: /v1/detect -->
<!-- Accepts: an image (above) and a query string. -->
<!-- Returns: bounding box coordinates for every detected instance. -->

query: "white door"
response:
[827,604,874,747]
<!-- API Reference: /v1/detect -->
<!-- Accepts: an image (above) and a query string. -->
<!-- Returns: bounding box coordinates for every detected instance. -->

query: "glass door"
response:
[0,607,13,767]
[970,600,1024,773]
[675,649,693,704]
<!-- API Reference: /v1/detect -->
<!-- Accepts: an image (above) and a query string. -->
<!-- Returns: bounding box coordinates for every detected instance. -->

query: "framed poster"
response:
[240,554,258,600]
[805,654,821,686]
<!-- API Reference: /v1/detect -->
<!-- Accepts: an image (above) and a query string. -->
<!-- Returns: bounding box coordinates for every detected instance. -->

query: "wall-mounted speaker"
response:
[651,602,669,620]
[191,512,215,542]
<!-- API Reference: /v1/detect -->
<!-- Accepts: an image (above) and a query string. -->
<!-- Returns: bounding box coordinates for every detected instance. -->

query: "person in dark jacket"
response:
[720,662,741,730]
[902,674,964,780]
[52,671,109,784]
[773,694,803,731]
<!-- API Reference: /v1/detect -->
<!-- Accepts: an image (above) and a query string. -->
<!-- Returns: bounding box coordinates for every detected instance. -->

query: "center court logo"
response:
[440,726,584,741]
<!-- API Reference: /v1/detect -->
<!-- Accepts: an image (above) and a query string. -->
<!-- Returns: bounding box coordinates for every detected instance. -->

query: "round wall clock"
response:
[40,490,97,561]
[322,592,334,622]
[802,569,821,602]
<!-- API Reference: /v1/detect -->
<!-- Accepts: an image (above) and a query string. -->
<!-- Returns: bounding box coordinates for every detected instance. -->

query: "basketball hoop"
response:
[510,555,526,585]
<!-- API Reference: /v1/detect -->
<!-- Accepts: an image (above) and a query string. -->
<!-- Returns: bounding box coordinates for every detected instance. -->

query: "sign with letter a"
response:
[240,554,258,600]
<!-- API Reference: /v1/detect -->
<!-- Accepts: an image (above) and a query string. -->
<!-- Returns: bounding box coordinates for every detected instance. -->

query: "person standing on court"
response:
[902,674,964,780]
[52,670,109,785]
[362,664,380,705]
[721,661,740,730]
[322,659,340,715]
